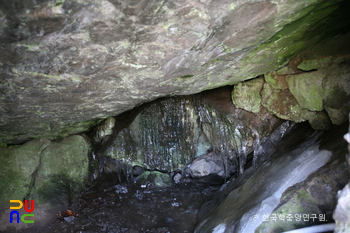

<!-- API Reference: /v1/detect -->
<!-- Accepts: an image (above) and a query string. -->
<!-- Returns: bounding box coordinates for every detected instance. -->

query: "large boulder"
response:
[0,135,91,209]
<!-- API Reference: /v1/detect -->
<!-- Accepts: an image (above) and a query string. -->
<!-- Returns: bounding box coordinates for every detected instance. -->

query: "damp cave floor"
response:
[21,175,220,233]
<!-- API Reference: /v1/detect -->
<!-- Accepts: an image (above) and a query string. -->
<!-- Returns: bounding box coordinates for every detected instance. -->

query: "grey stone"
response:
[0,0,349,144]
[173,173,183,184]
[137,171,173,188]
[190,152,235,178]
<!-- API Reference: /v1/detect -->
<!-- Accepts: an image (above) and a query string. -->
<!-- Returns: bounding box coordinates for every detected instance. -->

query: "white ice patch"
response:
[237,144,332,233]
[212,223,226,233]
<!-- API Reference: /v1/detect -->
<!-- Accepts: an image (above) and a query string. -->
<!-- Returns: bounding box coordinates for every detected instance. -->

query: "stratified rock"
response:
[137,171,173,188]
[296,31,350,72]
[229,31,350,130]
[1,0,349,144]
[232,77,264,114]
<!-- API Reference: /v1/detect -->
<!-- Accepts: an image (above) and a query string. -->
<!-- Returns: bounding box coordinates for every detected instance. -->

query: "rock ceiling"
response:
[0,0,350,143]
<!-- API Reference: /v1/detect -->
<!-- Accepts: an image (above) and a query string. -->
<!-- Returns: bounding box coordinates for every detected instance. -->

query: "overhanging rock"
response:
[0,0,350,143]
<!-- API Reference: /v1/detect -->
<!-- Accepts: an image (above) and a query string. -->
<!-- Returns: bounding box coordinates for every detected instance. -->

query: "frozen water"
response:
[237,144,332,232]
[212,223,226,233]
[197,142,332,233]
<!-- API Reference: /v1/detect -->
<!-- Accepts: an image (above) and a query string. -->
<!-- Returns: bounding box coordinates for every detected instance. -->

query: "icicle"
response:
[116,161,122,183]
[252,128,261,166]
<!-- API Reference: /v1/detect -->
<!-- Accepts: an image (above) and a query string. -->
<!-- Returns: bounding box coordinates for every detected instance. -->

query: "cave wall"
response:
[0,135,91,210]
[0,1,350,231]
[97,87,283,177]
[232,32,350,130]
[195,122,349,233]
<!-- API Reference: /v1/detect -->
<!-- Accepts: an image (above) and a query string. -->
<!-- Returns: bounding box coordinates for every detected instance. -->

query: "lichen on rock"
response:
[232,77,264,114]
[261,82,315,122]
[1,0,350,143]
[0,135,91,208]
[287,70,325,112]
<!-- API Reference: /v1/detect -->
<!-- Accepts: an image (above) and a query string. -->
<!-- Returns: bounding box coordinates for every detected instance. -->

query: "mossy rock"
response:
[264,71,288,90]
[232,77,264,114]
[308,111,332,131]
[35,135,90,204]
[261,82,316,122]
[137,171,173,188]
[0,135,90,208]
[287,71,325,112]
[322,66,350,125]
[256,141,348,232]
[0,138,50,209]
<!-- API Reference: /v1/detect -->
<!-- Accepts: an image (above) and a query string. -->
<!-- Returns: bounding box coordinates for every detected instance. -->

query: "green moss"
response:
[178,75,194,79]
[232,77,264,113]
[230,3,236,10]
[240,0,347,78]
[261,83,314,122]
[58,118,102,138]
[297,56,333,71]
[21,44,39,51]
[37,173,83,205]
[288,71,324,111]
[0,135,90,207]
[0,139,50,208]
[35,136,90,204]
[256,189,317,232]
[137,171,173,188]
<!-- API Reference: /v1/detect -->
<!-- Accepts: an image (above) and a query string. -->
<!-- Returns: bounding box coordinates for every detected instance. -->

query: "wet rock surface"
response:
[333,115,350,232]
[0,135,90,209]
[189,151,235,179]
[99,86,283,176]
[232,31,350,130]
[195,122,349,233]
[20,174,219,233]
[1,0,350,144]
[137,171,173,188]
